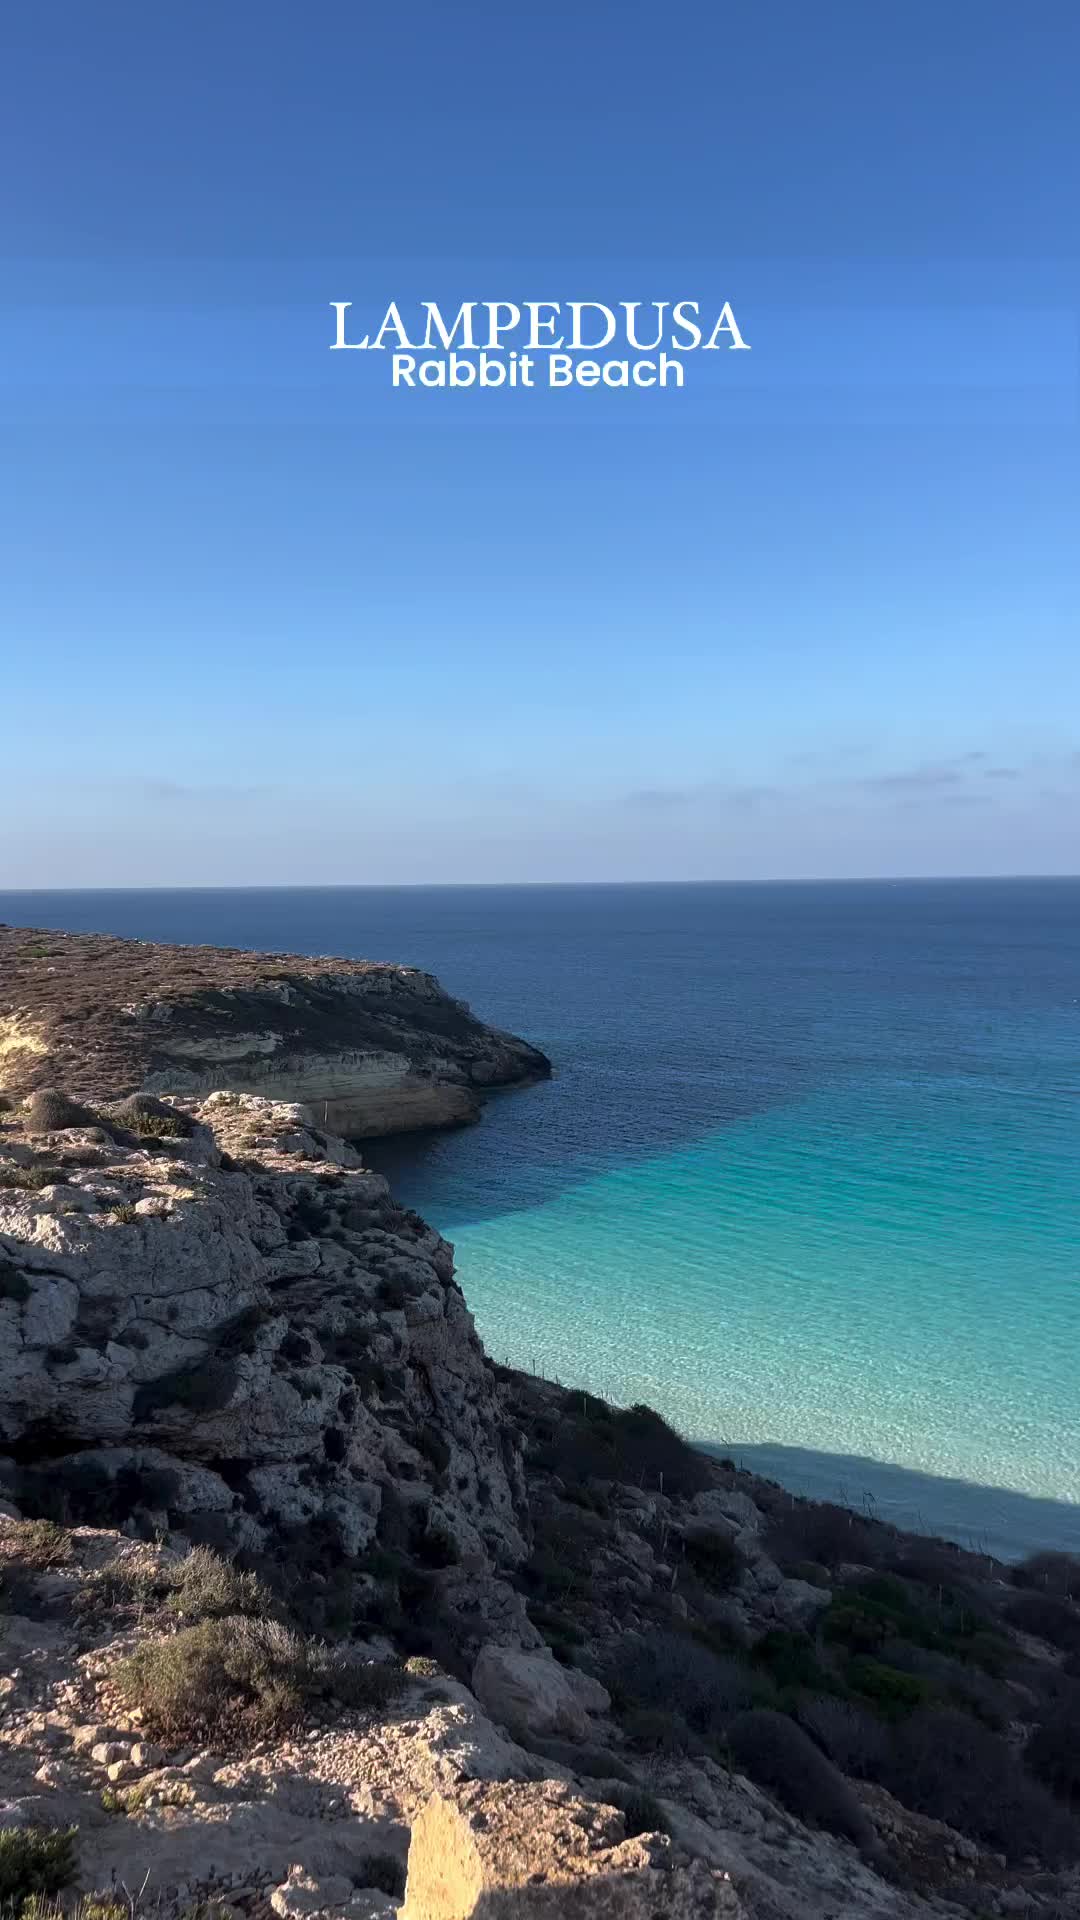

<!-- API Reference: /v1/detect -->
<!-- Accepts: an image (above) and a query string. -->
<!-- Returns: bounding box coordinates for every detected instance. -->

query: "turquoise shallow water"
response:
[5,879,1079,1558]
[448,1081,1080,1556]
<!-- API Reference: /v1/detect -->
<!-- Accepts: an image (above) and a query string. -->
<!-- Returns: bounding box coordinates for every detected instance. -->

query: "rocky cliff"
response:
[0,926,550,1137]
[1,1066,1079,1917]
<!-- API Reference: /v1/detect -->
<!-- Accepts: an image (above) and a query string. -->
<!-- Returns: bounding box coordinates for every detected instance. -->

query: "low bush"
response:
[1011,1552,1080,1600]
[165,1546,272,1621]
[1006,1590,1080,1655]
[609,1628,760,1744]
[318,1652,408,1712]
[531,1395,714,1500]
[114,1615,318,1739]
[23,1089,99,1133]
[751,1628,841,1697]
[846,1655,932,1719]
[6,1520,74,1571]
[111,1094,192,1139]
[0,1166,55,1193]
[881,1640,1012,1728]
[726,1709,876,1852]
[0,1826,77,1905]
[766,1500,888,1574]
[884,1708,1078,1865]
[798,1696,890,1779]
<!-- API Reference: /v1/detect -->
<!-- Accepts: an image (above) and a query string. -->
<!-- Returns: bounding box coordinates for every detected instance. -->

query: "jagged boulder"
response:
[472,1647,598,1742]
[401,1781,745,1917]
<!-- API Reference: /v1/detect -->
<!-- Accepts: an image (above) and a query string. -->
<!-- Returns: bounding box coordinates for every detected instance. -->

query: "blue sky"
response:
[2,0,1078,884]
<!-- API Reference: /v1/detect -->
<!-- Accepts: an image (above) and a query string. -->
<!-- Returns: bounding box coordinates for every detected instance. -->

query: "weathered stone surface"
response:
[472,1647,592,1742]
[690,1491,763,1535]
[0,1096,529,1568]
[401,1781,744,1917]
[0,924,550,1138]
[770,1577,831,1630]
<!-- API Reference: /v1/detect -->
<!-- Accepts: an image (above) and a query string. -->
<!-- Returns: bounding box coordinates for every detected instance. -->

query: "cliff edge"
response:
[0,925,550,1137]
[2,1084,1079,1918]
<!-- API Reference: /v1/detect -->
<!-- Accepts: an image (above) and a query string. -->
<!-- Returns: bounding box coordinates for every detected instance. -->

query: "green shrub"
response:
[0,1826,77,1904]
[113,1616,316,1739]
[751,1629,841,1697]
[727,1710,876,1851]
[404,1655,441,1678]
[108,1203,139,1226]
[165,1546,272,1621]
[7,1520,74,1571]
[847,1656,932,1719]
[111,1094,192,1140]
[114,1614,406,1743]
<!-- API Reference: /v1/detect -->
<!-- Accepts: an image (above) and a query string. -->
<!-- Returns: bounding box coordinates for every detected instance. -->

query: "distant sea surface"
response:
[3,880,1078,1562]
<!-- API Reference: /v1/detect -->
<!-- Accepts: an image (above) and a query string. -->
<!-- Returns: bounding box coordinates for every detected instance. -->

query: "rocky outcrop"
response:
[0,1093,529,1590]
[0,926,550,1137]
[2,1077,1079,1918]
[401,1782,742,1917]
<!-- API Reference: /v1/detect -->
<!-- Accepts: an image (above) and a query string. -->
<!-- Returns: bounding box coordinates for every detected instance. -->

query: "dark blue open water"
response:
[3,880,1078,1560]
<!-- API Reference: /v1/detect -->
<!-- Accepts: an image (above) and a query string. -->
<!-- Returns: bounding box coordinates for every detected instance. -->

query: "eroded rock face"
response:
[0,1094,529,1583]
[401,1781,745,1918]
[0,925,550,1138]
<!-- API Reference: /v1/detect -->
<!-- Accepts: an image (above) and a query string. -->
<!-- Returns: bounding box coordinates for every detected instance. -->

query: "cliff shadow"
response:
[707,1438,1080,1563]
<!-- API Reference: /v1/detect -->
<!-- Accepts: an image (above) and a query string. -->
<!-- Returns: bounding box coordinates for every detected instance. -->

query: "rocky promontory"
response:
[0,925,550,1137]
[1,953,1079,1919]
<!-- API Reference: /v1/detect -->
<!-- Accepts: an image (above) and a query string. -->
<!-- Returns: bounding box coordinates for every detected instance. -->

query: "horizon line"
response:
[3,872,1080,895]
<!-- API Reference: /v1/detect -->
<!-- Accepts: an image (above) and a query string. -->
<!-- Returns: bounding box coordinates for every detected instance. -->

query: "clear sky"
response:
[2,0,1078,885]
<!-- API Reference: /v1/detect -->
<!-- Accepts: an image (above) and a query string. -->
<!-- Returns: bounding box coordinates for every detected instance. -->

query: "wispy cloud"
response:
[624,783,779,811]
[859,764,964,792]
[84,775,283,802]
[625,786,699,808]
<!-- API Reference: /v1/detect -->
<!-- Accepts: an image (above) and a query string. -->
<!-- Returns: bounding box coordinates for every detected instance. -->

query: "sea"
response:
[2,879,1078,1563]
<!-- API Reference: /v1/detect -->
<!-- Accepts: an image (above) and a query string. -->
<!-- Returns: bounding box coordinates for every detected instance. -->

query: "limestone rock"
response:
[471,1647,594,1742]
[0,924,550,1138]
[1,1096,529,1569]
[690,1491,763,1535]
[401,1781,745,1917]
[770,1577,831,1630]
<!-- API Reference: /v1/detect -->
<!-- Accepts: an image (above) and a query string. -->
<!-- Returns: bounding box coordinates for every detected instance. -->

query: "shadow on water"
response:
[711,1439,1080,1563]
